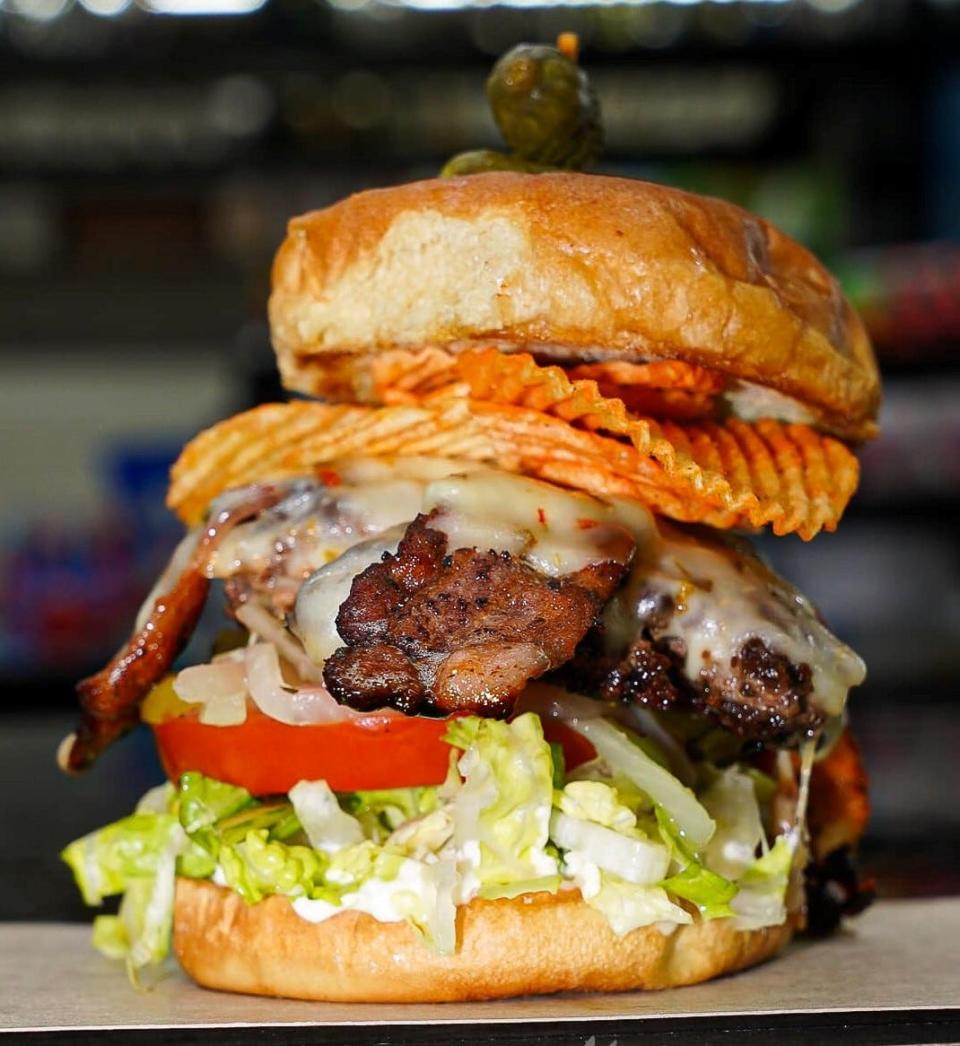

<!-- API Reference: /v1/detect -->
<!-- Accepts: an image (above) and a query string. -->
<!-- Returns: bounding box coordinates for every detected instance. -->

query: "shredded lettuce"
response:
[289,780,364,852]
[135,783,176,815]
[731,835,795,930]
[571,719,715,851]
[61,806,185,980]
[562,852,691,936]
[341,787,439,841]
[654,804,738,920]
[385,808,454,859]
[548,741,566,789]
[218,829,331,904]
[61,812,182,907]
[477,876,562,901]
[64,712,795,976]
[660,862,736,919]
[325,839,403,888]
[177,772,252,835]
[700,765,767,880]
[557,780,637,832]
[445,713,558,898]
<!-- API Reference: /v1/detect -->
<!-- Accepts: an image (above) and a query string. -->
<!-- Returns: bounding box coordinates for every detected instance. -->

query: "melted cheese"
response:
[723,381,817,427]
[293,531,402,665]
[209,460,865,726]
[603,523,866,718]
[290,469,652,668]
[207,458,482,583]
[424,472,647,576]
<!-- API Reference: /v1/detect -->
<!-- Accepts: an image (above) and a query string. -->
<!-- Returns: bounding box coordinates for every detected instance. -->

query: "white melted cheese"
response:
[603,522,866,718]
[423,472,648,577]
[206,460,864,724]
[291,468,652,668]
[292,531,402,665]
[206,457,484,583]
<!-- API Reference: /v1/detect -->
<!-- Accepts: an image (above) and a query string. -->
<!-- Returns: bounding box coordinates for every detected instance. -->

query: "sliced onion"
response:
[513,681,613,723]
[622,706,696,787]
[173,661,247,726]
[550,810,670,885]
[197,693,248,726]
[235,601,325,684]
[243,643,396,726]
[174,660,246,702]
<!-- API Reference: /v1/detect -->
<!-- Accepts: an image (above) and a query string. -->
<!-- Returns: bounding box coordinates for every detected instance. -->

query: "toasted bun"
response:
[270,172,878,440]
[173,878,793,1003]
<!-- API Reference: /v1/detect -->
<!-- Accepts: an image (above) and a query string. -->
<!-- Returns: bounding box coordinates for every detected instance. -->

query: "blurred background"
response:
[1,0,958,921]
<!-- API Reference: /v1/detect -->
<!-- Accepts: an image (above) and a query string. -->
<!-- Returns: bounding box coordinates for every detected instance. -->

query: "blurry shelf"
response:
[0,271,252,346]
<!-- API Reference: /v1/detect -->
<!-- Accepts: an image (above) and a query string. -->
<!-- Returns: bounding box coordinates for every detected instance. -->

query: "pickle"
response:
[486,43,603,169]
[439,33,604,178]
[440,149,549,178]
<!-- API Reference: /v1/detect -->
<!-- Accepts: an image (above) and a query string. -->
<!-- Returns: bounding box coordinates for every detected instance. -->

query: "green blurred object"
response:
[442,33,603,179]
[487,42,602,169]
[439,149,549,178]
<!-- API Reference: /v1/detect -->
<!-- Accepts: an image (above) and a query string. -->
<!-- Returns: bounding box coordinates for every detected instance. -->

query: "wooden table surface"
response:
[2,897,959,1044]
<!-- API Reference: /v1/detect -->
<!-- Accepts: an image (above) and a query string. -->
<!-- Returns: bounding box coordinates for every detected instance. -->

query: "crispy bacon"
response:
[60,485,288,773]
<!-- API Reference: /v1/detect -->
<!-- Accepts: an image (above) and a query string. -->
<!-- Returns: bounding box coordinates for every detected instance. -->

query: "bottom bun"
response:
[173,878,794,1002]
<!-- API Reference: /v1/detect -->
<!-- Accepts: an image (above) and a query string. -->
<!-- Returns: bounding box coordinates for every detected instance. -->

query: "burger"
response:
[60,171,876,1002]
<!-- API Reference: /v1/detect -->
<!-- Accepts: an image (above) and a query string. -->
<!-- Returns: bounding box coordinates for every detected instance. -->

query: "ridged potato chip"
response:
[169,392,858,539]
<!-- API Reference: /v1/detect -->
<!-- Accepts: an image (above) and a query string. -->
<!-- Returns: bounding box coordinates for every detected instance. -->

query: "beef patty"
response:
[323,514,627,716]
[557,608,821,745]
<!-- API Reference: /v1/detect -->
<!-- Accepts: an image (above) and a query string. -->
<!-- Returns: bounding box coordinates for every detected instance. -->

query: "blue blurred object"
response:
[0,441,185,676]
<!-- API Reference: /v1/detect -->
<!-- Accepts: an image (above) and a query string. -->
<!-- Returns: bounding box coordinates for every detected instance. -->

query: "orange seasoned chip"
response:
[370,346,461,403]
[168,394,858,540]
[565,360,725,421]
[567,359,727,393]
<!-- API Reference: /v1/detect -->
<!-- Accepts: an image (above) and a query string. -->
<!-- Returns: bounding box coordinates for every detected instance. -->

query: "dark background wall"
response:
[1,0,959,919]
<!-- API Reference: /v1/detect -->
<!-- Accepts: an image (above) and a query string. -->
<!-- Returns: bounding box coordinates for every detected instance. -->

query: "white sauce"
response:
[603,522,866,718]
[723,381,818,426]
[290,857,453,928]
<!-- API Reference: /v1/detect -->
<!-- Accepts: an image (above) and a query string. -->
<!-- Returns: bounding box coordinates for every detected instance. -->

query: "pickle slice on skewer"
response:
[441,33,604,178]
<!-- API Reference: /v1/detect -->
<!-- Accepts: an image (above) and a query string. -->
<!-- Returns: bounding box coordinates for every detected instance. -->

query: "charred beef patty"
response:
[558,627,820,745]
[323,514,627,716]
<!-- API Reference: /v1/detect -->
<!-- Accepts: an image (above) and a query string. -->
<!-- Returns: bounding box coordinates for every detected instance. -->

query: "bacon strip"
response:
[60,485,287,773]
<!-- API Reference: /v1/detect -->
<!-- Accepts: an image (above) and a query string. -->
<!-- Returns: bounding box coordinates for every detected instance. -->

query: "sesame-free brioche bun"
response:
[173,878,794,1003]
[269,172,879,440]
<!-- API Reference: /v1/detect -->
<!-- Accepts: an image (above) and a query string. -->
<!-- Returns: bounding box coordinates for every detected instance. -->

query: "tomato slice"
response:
[152,705,596,796]
[541,719,597,773]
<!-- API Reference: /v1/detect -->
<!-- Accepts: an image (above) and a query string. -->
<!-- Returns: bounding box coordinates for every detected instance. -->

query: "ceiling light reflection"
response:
[137,0,267,14]
[79,0,131,14]
[377,0,796,8]
[9,0,70,21]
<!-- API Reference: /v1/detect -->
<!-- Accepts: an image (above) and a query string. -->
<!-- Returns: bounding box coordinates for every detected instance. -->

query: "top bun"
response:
[270,172,879,439]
